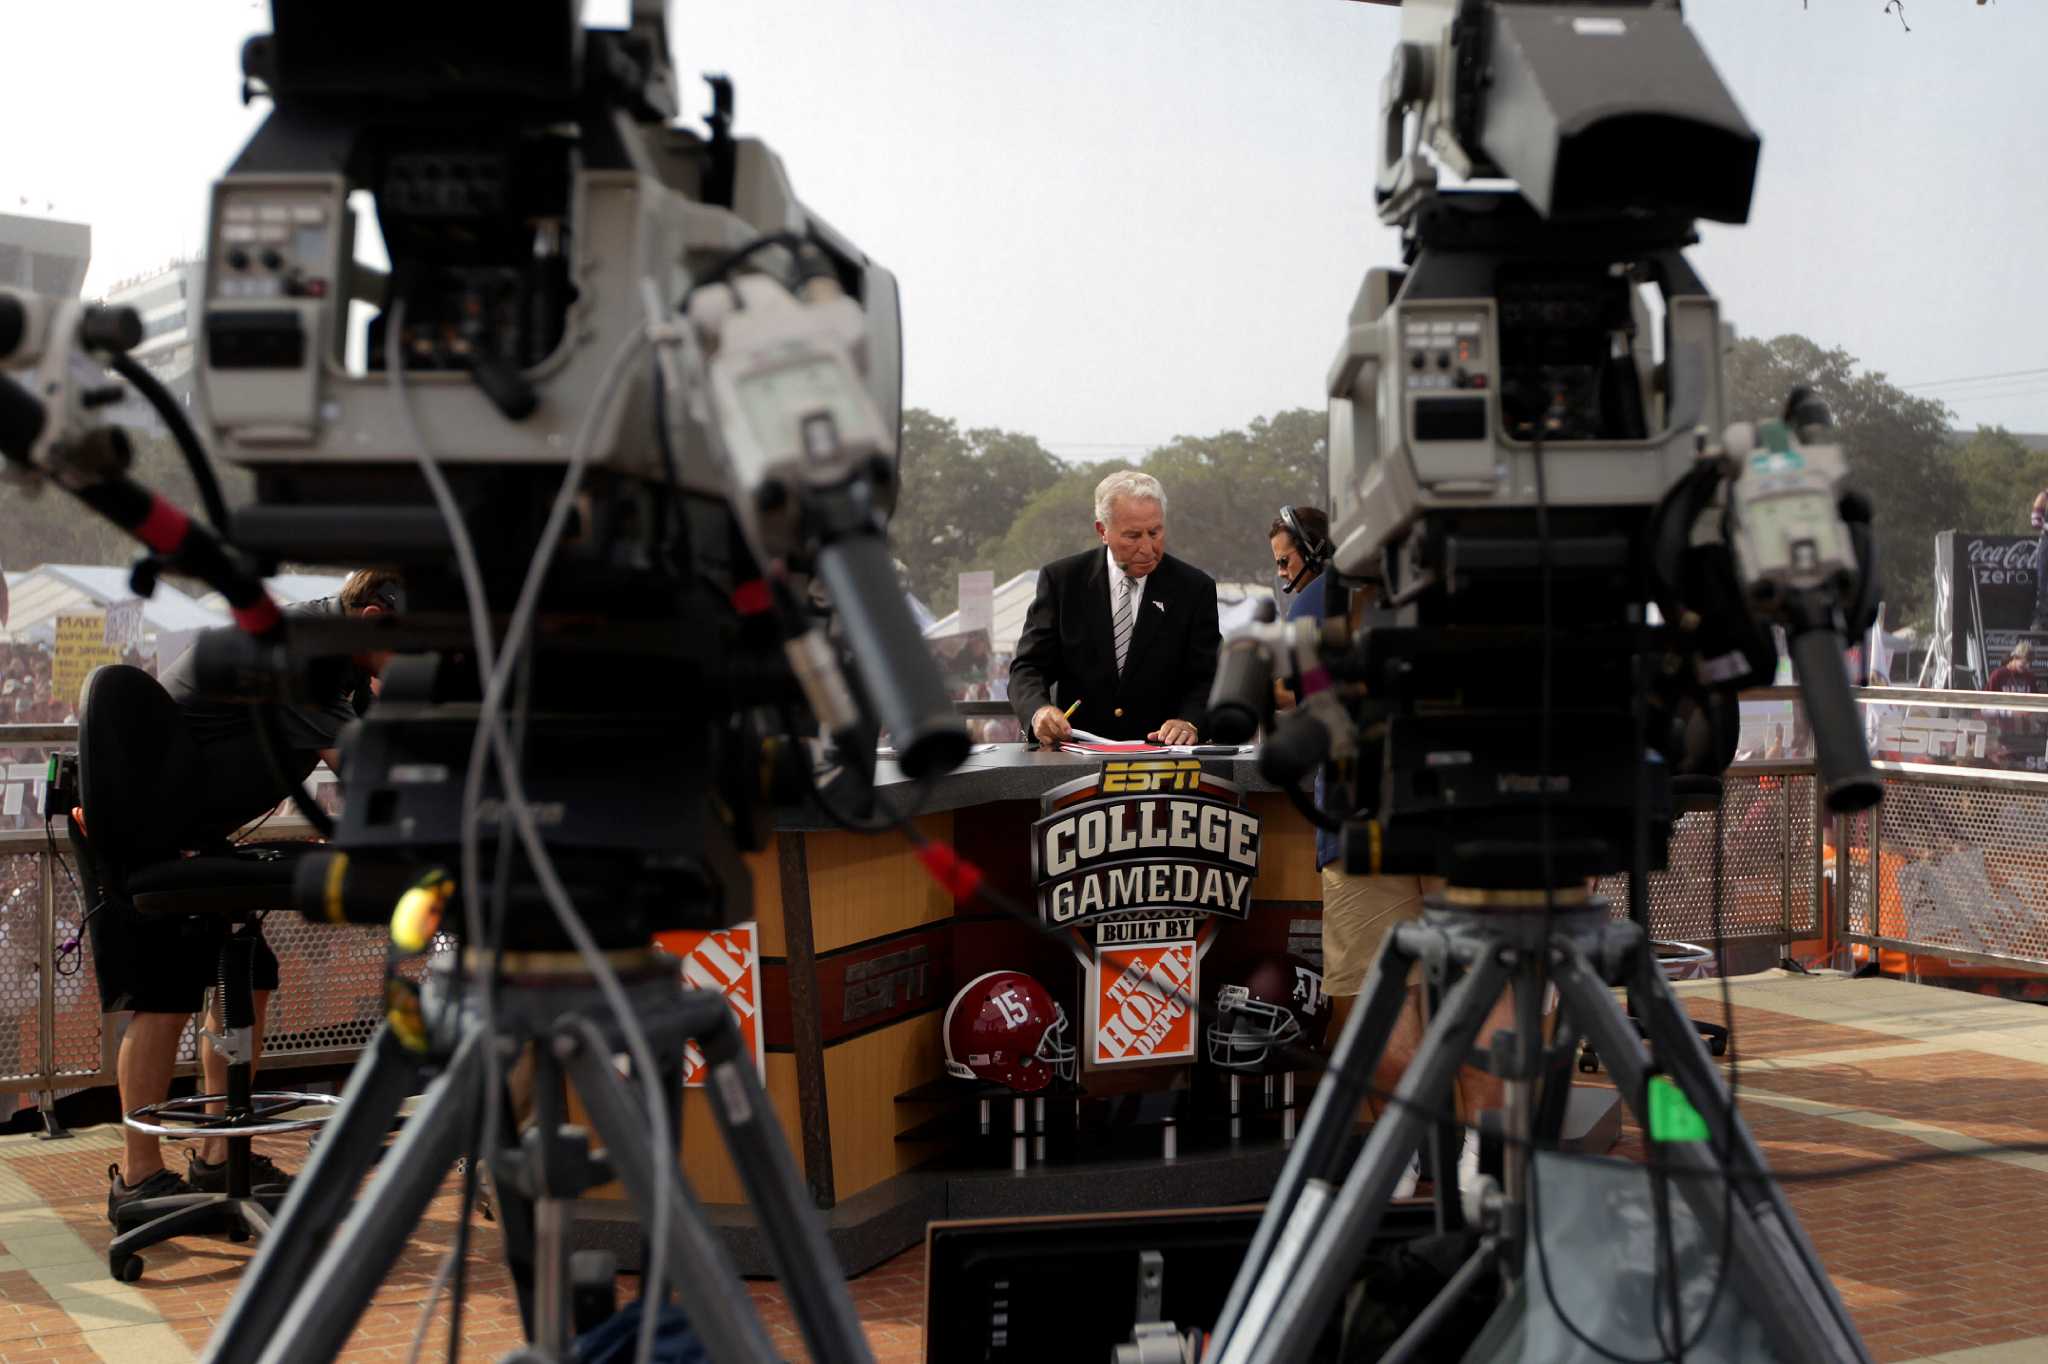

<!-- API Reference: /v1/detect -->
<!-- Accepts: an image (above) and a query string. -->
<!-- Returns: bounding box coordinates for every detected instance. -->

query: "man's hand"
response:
[1150,719,1199,745]
[1032,705,1074,746]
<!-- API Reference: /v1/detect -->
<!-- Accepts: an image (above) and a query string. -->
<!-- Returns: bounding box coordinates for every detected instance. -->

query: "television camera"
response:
[3,2,967,1361]
[1200,3,1880,1362]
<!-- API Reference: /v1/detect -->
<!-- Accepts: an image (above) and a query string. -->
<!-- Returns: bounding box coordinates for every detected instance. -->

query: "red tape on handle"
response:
[134,495,190,555]
[915,842,984,904]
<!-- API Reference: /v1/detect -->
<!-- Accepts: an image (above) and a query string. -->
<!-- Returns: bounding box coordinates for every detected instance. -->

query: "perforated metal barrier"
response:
[1598,770,1820,944]
[3,688,2042,1128]
[1843,774,2048,972]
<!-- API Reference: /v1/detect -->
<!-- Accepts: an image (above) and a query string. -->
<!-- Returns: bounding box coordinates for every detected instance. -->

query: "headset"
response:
[1276,505,1333,594]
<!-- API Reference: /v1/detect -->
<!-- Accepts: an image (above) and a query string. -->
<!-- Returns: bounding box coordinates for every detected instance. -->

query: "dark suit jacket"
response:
[1009,549,1222,742]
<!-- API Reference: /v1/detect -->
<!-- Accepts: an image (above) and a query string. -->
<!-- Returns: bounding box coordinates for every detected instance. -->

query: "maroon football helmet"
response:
[943,970,1076,1092]
[1205,955,1331,1071]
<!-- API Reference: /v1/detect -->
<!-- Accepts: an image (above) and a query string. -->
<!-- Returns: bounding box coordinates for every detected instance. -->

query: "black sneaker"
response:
[107,1163,191,1226]
[187,1149,293,1195]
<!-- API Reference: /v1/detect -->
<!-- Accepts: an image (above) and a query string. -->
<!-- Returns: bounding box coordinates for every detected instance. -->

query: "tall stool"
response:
[68,664,333,1281]
[109,895,331,1282]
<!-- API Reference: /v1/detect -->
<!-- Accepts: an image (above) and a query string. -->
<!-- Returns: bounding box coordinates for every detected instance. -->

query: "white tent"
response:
[924,570,1041,656]
[0,564,220,651]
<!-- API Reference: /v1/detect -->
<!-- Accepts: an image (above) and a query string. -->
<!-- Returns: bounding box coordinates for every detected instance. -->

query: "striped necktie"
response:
[1113,575,1135,675]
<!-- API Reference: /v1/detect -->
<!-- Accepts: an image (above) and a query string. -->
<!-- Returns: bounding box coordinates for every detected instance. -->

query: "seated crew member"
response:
[1010,470,1221,746]
[1269,508,1504,1187]
[96,568,399,1223]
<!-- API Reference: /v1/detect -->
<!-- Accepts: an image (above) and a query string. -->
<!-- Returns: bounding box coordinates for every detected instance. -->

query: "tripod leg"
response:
[1550,944,1871,1364]
[555,1020,790,1364]
[1208,926,1423,1347]
[1220,946,1511,1364]
[1626,957,1872,1363]
[685,1020,878,1364]
[203,1025,427,1364]
[242,1030,485,1364]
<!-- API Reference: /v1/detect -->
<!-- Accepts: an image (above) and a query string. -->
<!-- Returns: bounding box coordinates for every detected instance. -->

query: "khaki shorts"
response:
[1321,866,1427,998]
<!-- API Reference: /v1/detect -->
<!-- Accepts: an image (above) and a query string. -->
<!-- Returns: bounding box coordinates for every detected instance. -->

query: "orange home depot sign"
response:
[1090,941,1198,1066]
[654,922,764,1088]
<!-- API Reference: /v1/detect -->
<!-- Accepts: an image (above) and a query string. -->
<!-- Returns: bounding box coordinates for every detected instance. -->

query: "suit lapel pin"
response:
[1152,599,1166,612]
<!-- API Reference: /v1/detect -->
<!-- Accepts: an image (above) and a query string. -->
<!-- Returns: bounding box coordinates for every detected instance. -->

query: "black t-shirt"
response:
[158,600,369,845]
[159,599,363,752]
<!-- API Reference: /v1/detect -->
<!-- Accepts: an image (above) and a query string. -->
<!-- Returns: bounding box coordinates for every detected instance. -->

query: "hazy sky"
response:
[8,0,2045,456]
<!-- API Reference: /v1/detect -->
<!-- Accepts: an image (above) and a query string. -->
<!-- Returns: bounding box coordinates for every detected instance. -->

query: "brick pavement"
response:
[0,973,2041,1362]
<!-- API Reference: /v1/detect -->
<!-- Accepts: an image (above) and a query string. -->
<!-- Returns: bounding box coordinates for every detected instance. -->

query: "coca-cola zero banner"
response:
[1934,531,2046,686]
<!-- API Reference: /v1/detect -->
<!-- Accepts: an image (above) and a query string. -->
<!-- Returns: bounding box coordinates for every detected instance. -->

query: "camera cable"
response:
[391,299,677,1364]
[110,350,231,537]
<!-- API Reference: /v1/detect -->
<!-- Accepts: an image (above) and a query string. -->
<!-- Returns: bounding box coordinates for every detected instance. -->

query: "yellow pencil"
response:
[1063,699,1082,718]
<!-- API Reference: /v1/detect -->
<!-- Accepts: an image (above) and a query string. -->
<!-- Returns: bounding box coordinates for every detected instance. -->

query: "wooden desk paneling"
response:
[745,845,787,956]
[675,1053,805,1206]
[804,814,955,955]
[822,1011,947,1201]
[1248,791,1322,901]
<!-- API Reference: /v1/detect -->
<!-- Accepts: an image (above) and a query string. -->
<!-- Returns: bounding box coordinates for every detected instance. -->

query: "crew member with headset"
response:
[1270,507,1500,1187]
[92,568,400,1224]
[1010,470,1221,746]
[1269,506,1428,1089]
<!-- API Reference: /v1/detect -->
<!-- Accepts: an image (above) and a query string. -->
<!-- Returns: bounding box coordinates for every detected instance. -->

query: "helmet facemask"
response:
[1035,1002,1078,1082]
[1206,984,1304,1070]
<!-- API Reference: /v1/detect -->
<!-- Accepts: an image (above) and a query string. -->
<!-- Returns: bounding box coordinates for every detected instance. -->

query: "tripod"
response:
[1205,889,1872,1364]
[201,947,872,1364]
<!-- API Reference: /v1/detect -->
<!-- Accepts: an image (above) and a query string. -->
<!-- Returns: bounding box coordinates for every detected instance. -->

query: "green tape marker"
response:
[1647,1075,1709,1143]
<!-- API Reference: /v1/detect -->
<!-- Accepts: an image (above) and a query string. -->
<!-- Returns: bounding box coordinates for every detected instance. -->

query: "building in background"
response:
[0,212,89,298]
[98,256,206,420]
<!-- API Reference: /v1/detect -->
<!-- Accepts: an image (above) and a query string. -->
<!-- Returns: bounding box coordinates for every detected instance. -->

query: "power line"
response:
[1903,365,2048,391]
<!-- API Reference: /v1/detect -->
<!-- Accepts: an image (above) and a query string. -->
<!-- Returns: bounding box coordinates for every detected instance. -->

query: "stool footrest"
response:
[124,1090,334,1139]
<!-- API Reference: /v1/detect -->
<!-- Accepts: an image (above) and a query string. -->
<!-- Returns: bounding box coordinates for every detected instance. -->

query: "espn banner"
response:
[657,922,765,1088]
[1031,759,1262,930]
[1035,759,1263,1070]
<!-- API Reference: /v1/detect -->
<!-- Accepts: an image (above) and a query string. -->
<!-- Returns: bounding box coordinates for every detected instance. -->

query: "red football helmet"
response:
[943,970,1076,1092]
[1206,955,1331,1072]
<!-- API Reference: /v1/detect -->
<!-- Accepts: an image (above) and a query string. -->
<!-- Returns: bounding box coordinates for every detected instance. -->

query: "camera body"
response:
[1212,0,1878,888]
[197,0,903,583]
[166,1,963,942]
[1331,0,1759,579]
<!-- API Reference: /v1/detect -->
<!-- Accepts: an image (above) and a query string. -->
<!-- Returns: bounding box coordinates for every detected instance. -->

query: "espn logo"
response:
[1101,758,1203,794]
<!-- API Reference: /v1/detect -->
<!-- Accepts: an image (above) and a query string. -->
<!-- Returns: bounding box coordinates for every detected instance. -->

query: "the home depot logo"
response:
[1093,942,1197,1064]
[658,923,763,1087]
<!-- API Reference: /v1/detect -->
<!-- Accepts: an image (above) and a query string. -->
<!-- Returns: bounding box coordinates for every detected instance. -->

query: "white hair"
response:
[1094,470,1167,526]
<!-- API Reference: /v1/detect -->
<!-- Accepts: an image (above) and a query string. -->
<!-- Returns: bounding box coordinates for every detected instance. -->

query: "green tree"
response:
[889,409,1063,615]
[1724,334,1959,629]
[1952,426,2048,537]
[989,409,1328,592]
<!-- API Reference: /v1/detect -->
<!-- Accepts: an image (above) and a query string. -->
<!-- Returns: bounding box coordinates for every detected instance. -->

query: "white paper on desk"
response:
[1065,727,1110,743]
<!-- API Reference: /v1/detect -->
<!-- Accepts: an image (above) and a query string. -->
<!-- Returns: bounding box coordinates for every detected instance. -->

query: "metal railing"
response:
[4,685,2042,1128]
[1838,687,2048,976]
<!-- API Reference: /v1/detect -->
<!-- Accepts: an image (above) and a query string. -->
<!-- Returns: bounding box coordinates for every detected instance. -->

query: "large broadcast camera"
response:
[1201,3,1879,1363]
[2,2,965,1360]
[1,0,971,946]
[1215,0,1880,888]
[190,0,966,946]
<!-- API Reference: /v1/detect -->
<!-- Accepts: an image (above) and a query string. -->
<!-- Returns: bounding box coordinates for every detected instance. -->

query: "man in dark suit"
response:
[1010,471,1222,745]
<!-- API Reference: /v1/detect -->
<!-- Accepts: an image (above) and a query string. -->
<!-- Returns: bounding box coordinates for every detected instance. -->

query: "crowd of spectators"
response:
[0,644,66,725]
[1,642,157,726]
